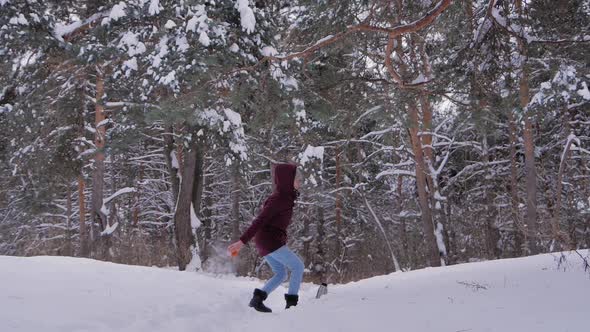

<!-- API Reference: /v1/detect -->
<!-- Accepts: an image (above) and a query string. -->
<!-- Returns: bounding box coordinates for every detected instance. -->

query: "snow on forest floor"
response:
[1,251,588,332]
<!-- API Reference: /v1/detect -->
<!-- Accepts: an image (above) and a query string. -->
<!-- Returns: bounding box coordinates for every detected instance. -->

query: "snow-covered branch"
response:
[246,0,452,88]
[103,187,136,205]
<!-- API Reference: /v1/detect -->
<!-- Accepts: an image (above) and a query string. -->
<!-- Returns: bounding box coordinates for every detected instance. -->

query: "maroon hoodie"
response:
[239,164,298,256]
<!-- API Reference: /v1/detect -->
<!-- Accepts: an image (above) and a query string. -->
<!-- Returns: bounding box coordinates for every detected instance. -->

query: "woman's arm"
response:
[239,195,279,244]
[227,196,280,256]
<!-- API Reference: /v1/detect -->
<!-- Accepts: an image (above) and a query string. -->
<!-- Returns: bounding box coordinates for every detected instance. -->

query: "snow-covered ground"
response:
[1,251,588,332]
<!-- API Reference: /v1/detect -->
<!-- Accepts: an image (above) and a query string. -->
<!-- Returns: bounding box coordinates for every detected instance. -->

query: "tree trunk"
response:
[91,67,108,240]
[418,38,434,166]
[416,37,447,265]
[200,177,213,264]
[335,146,342,227]
[508,112,524,256]
[315,160,327,282]
[316,202,328,282]
[409,102,440,267]
[302,212,311,267]
[191,143,205,265]
[78,175,89,257]
[192,143,205,215]
[483,136,501,259]
[516,0,538,254]
[552,132,575,250]
[334,145,343,263]
[523,116,538,252]
[65,183,72,256]
[397,176,411,269]
[174,142,199,271]
[231,161,241,241]
[445,198,457,264]
[464,0,474,33]
[465,0,501,259]
[584,166,590,248]
[392,32,439,267]
[133,164,142,226]
[163,125,180,203]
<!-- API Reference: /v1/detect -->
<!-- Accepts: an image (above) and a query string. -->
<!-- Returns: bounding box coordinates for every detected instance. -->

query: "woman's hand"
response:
[228,240,244,257]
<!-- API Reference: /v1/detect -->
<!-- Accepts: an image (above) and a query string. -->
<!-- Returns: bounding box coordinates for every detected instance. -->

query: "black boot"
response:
[285,294,298,309]
[249,289,272,313]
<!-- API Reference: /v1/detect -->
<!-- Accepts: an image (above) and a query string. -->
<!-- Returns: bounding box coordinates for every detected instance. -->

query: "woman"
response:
[228,163,304,313]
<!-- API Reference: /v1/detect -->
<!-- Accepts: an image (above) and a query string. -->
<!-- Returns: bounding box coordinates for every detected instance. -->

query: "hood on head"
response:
[273,163,297,194]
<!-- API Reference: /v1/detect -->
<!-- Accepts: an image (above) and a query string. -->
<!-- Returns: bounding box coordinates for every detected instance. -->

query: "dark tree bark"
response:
[408,101,440,267]
[396,176,411,268]
[163,125,180,204]
[132,164,143,227]
[191,143,205,264]
[231,161,241,241]
[174,141,199,270]
[65,183,72,256]
[484,137,501,259]
[78,175,89,257]
[508,112,524,256]
[391,29,440,267]
[91,67,108,239]
[200,176,213,264]
[516,0,539,254]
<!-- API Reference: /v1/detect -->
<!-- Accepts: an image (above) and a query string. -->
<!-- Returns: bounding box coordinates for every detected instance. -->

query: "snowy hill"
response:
[1,252,588,332]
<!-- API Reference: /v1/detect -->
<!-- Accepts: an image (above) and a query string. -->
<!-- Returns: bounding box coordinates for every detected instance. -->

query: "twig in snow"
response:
[457,280,488,291]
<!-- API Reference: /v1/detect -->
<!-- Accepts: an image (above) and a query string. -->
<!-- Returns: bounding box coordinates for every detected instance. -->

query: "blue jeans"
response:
[260,246,304,295]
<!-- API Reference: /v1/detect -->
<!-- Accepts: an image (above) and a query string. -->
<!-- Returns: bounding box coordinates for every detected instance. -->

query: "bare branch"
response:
[268,0,453,63]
